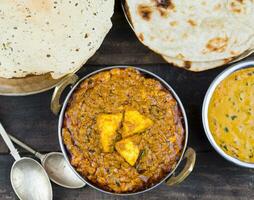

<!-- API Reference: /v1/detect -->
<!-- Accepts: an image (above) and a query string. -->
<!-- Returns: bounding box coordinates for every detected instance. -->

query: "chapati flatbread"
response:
[162,55,233,72]
[125,0,254,62]
[0,0,114,79]
[162,48,254,71]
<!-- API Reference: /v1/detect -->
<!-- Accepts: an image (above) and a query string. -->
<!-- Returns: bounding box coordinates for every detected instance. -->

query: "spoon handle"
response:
[8,134,43,159]
[0,123,21,161]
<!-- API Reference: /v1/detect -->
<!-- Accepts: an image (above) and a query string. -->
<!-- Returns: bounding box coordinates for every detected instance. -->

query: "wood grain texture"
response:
[0,0,254,199]
[0,153,253,200]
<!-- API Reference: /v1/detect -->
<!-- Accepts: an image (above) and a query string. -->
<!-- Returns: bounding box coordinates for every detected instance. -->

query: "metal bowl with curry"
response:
[57,67,195,194]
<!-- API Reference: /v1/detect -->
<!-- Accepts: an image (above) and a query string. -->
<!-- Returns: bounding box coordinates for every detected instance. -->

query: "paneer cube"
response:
[96,113,123,152]
[122,109,153,138]
[115,135,141,166]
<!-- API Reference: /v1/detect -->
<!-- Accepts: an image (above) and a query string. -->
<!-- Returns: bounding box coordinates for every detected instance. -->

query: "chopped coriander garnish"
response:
[220,144,228,151]
[231,115,237,120]
[224,127,229,132]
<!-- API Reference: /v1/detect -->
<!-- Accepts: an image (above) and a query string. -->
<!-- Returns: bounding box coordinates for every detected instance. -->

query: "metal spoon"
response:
[8,134,86,189]
[0,123,52,200]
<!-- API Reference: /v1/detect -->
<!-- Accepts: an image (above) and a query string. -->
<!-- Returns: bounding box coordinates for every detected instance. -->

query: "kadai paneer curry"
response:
[62,68,185,193]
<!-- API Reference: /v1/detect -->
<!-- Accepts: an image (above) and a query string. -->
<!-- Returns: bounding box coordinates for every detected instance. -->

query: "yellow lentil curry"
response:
[62,68,184,193]
[208,67,254,163]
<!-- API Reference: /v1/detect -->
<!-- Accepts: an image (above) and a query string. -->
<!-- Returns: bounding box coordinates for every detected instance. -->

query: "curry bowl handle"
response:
[166,147,196,186]
[51,74,79,115]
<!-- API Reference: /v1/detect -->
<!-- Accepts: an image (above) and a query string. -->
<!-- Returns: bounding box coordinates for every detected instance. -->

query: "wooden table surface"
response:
[0,1,254,200]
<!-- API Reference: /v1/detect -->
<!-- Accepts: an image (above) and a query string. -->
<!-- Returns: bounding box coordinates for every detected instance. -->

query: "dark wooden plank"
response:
[0,90,58,154]
[0,152,253,200]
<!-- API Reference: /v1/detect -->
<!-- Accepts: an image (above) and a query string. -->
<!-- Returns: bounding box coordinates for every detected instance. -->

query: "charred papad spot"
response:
[27,0,52,12]
[137,5,152,21]
[206,37,229,53]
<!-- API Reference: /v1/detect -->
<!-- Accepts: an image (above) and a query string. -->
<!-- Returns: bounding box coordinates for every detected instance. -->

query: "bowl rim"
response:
[202,60,254,168]
[58,66,189,195]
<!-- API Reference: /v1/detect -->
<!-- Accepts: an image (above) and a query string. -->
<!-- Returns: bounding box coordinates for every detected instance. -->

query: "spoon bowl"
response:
[11,157,52,200]
[0,123,53,200]
[41,152,85,188]
[8,134,85,189]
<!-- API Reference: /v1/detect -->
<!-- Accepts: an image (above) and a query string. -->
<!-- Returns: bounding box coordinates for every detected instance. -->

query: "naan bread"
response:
[125,0,254,62]
[0,0,114,79]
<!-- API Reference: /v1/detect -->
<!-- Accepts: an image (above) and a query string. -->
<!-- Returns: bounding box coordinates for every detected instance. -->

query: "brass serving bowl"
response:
[50,66,196,195]
[0,66,81,96]
[0,74,66,96]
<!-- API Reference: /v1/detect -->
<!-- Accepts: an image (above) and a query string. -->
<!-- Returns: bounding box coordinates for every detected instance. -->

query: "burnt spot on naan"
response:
[230,51,240,56]
[137,5,152,21]
[184,61,192,69]
[227,0,247,14]
[158,8,169,17]
[176,54,184,59]
[187,19,197,27]
[224,58,233,64]
[205,37,229,53]
[213,4,222,11]
[153,0,175,17]
[154,0,175,10]
[138,33,144,41]
[170,21,178,27]
[201,18,225,30]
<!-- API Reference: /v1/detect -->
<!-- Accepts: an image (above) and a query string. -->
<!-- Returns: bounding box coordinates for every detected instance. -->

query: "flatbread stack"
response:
[0,0,114,79]
[125,0,254,71]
